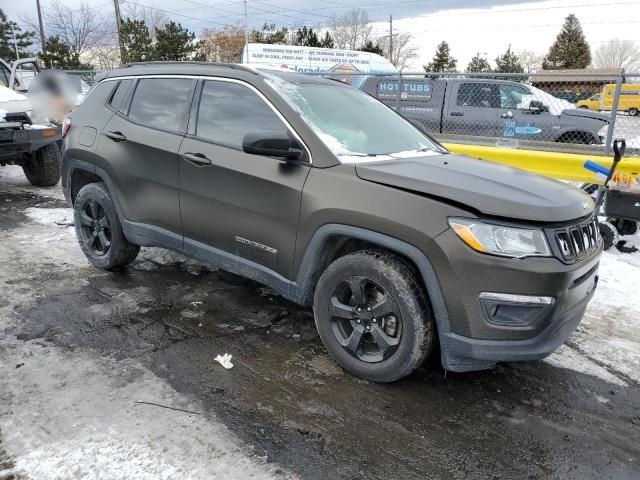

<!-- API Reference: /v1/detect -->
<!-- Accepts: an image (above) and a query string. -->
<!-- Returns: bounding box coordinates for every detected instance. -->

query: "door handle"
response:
[104,131,126,142]
[450,112,464,117]
[182,152,212,166]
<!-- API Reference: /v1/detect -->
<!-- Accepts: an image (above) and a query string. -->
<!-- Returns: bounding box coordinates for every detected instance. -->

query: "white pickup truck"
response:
[0,58,63,187]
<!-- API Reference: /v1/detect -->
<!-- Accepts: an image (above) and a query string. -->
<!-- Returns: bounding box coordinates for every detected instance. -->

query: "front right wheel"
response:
[313,250,435,382]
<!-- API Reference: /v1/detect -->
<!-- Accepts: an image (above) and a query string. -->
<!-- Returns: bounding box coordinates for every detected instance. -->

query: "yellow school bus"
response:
[577,84,640,116]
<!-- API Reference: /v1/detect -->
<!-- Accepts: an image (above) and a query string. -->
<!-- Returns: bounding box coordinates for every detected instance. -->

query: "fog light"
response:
[479,292,554,327]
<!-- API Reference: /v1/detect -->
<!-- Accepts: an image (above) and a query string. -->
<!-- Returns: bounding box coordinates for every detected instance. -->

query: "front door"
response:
[496,83,549,141]
[178,79,310,279]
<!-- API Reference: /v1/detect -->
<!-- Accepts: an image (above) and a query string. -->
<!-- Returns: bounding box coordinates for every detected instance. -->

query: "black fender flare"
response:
[291,224,454,362]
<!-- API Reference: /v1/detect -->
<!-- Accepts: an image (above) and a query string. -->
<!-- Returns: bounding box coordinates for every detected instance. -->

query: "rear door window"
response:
[456,83,498,108]
[128,78,195,133]
[195,80,287,149]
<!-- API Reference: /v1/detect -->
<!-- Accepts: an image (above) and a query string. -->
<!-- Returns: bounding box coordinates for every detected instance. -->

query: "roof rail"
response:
[121,61,258,74]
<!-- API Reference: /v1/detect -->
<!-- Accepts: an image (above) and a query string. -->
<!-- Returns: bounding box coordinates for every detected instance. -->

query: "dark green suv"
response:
[61,63,601,382]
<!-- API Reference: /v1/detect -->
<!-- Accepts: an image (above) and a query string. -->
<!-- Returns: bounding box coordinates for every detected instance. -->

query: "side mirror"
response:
[529,100,549,113]
[242,131,304,161]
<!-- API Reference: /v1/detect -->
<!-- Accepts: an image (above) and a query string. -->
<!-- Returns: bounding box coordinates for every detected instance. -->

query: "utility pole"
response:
[35,0,46,52]
[243,0,249,63]
[389,14,393,65]
[113,0,126,64]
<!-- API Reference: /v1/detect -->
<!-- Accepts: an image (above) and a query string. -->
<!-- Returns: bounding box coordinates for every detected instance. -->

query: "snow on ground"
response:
[544,229,640,385]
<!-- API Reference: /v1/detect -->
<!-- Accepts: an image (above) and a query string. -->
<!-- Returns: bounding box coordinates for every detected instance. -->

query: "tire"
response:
[610,217,638,236]
[22,143,62,187]
[599,221,618,251]
[629,107,638,117]
[313,250,435,383]
[73,182,140,270]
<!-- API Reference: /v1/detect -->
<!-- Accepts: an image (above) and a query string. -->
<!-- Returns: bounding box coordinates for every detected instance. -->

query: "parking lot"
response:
[1,165,639,479]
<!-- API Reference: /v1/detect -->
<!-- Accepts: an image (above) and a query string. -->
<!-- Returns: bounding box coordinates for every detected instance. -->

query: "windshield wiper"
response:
[336,153,384,157]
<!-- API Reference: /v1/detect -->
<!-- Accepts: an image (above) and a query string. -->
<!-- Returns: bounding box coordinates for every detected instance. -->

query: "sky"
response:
[5,0,640,70]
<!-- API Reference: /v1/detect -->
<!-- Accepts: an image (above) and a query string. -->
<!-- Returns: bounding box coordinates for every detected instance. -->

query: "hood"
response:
[0,86,32,117]
[355,154,594,223]
[562,108,609,123]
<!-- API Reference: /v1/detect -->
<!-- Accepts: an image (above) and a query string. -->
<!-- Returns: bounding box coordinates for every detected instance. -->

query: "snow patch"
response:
[544,346,626,387]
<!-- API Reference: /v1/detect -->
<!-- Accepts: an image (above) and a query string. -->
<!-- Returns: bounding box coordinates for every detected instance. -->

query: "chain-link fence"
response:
[303,70,640,158]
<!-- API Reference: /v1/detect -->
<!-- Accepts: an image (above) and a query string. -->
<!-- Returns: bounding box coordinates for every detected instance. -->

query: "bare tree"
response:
[121,0,169,41]
[516,49,544,73]
[378,32,418,70]
[21,0,115,56]
[593,39,640,70]
[329,8,372,50]
[201,25,245,63]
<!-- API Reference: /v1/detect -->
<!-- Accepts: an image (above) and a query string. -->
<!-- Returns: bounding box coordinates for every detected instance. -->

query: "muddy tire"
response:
[74,182,139,270]
[22,143,62,187]
[313,250,435,383]
[610,217,638,236]
[599,221,618,251]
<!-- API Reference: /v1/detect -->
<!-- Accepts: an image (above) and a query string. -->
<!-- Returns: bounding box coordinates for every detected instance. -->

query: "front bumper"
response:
[0,126,62,160]
[432,228,601,372]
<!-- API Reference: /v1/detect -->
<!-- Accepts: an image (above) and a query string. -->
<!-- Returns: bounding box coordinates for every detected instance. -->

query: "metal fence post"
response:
[604,73,624,155]
[395,71,403,111]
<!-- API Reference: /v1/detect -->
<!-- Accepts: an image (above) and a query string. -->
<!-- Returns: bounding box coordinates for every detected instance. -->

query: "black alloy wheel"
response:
[78,198,112,256]
[329,276,402,363]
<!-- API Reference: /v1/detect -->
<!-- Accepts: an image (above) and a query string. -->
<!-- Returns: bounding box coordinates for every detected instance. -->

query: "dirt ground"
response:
[1,166,639,480]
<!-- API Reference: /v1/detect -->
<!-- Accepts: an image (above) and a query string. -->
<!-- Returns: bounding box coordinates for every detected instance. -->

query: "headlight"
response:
[448,218,551,258]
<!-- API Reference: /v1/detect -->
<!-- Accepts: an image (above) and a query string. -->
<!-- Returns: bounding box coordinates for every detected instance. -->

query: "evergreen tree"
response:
[494,46,523,73]
[319,31,335,49]
[0,9,35,61]
[424,41,457,72]
[358,40,384,55]
[294,26,320,47]
[252,23,288,45]
[121,18,152,63]
[542,14,591,69]
[466,53,492,73]
[154,22,201,61]
[40,36,89,69]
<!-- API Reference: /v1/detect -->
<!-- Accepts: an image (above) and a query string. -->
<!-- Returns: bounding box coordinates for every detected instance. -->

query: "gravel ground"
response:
[1,165,639,480]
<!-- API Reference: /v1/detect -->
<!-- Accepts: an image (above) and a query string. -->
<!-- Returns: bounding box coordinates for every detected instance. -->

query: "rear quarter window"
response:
[128,78,195,133]
[108,79,133,113]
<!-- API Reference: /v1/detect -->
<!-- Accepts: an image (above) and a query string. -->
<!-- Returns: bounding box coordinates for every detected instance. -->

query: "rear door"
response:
[96,76,196,247]
[178,78,310,278]
[444,81,500,138]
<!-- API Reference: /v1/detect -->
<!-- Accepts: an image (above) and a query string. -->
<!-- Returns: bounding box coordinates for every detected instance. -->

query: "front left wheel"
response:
[74,182,140,270]
[313,250,435,383]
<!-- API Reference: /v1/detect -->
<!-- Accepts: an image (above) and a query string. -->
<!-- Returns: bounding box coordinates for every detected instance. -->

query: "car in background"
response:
[577,84,640,116]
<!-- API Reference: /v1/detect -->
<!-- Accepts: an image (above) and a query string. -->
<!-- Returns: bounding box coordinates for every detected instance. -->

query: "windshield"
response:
[264,74,441,160]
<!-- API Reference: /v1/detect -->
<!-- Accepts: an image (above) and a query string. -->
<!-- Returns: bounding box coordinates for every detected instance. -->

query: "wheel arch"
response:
[292,224,453,352]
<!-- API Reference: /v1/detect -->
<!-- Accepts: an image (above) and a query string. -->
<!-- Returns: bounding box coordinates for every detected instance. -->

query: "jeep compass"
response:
[62,63,601,382]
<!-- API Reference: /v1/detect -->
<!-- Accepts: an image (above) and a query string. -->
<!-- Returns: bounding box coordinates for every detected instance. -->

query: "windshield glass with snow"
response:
[265,77,440,160]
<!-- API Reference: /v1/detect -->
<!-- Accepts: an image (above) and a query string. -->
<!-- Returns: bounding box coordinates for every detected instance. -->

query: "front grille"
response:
[551,218,599,262]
